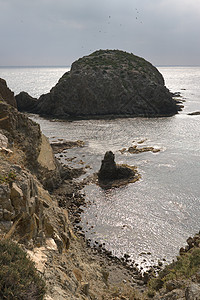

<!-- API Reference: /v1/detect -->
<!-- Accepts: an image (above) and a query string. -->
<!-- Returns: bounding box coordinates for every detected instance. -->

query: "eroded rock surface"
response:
[0,78,146,300]
[0,78,17,108]
[0,98,61,190]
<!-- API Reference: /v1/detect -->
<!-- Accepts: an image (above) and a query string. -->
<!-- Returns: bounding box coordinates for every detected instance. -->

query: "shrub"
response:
[160,248,200,281]
[147,248,200,294]
[0,171,16,183]
[0,240,46,299]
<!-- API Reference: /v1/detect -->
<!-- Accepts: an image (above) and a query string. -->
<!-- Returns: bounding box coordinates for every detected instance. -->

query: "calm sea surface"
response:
[1,66,200,269]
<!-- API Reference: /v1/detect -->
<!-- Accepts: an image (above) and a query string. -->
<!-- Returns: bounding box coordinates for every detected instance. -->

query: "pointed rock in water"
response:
[98,151,118,180]
[16,50,179,118]
[98,151,135,181]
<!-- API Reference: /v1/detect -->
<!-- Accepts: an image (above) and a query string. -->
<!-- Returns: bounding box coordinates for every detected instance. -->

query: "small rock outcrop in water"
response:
[188,111,200,116]
[16,49,179,118]
[16,91,37,112]
[98,151,135,183]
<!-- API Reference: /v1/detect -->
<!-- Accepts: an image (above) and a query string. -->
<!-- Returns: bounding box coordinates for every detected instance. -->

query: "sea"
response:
[1,65,200,270]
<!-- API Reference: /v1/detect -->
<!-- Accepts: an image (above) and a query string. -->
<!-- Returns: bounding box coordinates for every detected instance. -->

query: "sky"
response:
[0,0,200,66]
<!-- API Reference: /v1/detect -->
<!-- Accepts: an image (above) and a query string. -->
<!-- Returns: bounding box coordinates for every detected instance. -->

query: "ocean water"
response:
[0,66,70,98]
[1,66,200,269]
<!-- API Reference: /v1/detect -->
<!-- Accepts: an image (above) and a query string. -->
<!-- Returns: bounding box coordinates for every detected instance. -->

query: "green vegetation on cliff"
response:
[0,240,46,299]
[147,246,200,297]
[72,49,163,83]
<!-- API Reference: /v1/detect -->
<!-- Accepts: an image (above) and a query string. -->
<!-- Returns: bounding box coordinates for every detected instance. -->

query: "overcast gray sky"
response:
[0,0,200,66]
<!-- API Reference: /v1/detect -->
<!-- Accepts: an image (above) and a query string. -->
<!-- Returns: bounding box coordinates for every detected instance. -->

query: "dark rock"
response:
[187,237,194,249]
[81,283,90,296]
[188,111,200,116]
[98,151,135,182]
[165,280,182,293]
[16,50,179,119]
[0,78,17,108]
[15,91,38,112]
[193,234,200,246]
[179,247,186,255]
[98,151,117,180]
[142,272,149,284]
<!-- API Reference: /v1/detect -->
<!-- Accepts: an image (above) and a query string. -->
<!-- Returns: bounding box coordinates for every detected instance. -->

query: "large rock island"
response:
[16,49,179,118]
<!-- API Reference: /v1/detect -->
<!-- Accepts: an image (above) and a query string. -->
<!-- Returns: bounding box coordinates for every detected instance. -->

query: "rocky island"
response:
[16,49,179,119]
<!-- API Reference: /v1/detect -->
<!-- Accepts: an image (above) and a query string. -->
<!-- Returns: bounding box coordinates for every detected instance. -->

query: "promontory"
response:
[16,49,179,118]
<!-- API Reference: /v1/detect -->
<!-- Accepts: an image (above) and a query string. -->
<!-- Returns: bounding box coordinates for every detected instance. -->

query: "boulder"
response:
[0,133,8,148]
[185,283,200,300]
[15,91,37,112]
[188,111,200,116]
[98,151,135,182]
[16,50,179,118]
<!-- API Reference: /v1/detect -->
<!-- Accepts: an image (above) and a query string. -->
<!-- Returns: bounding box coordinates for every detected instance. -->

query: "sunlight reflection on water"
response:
[3,66,200,269]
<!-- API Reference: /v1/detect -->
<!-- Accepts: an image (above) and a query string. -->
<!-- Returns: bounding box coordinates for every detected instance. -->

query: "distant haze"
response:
[0,0,200,66]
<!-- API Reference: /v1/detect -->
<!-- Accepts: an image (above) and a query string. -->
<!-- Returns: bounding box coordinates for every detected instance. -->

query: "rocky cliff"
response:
[16,49,179,118]
[0,78,66,243]
[2,78,199,300]
[0,78,17,108]
[0,79,146,299]
[0,85,62,190]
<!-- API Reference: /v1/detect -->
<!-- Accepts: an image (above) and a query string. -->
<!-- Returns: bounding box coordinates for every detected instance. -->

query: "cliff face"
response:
[0,77,68,248]
[0,79,62,190]
[1,79,200,299]
[16,49,179,118]
[0,78,17,108]
[0,78,146,300]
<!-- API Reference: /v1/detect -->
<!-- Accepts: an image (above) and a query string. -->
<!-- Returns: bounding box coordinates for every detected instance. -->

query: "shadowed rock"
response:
[15,91,38,112]
[188,111,200,116]
[0,78,17,108]
[15,50,179,119]
[98,151,135,182]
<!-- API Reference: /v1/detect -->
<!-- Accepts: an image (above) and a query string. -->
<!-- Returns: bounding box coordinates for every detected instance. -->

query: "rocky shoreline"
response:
[51,144,200,299]
[1,78,200,299]
[0,77,147,299]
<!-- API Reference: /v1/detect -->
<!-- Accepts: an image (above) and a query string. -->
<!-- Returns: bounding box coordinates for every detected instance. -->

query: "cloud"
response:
[0,0,200,65]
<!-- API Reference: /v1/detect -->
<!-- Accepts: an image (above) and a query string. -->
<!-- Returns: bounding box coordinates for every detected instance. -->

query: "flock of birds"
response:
[83,8,143,52]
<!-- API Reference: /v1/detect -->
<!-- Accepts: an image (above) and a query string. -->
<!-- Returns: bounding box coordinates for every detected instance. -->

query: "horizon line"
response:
[0,64,200,68]
[0,65,70,68]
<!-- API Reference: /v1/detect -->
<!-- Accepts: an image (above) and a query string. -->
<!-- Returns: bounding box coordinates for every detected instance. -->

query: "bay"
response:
[1,65,200,269]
